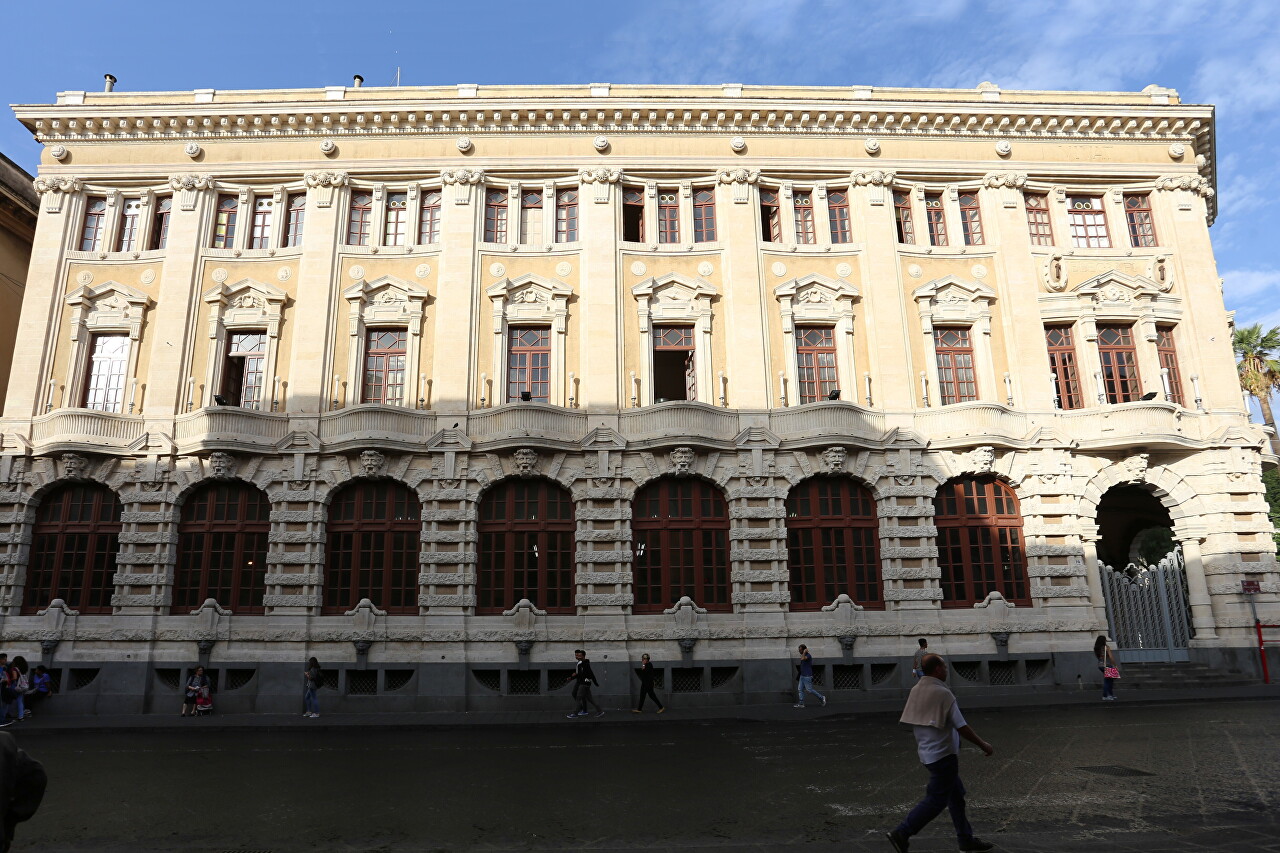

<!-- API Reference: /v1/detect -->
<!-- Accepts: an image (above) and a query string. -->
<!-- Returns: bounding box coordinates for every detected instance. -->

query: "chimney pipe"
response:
[352,75,363,88]
[104,74,117,92]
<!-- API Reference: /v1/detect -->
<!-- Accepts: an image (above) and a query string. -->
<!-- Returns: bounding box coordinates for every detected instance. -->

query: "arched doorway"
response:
[784,475,881,609]
[324,479,421,614]
[173,481,270,613]
[1095,485,1190,662]
[25,482,122,614]
[632,477,730,613]
[476,478,575,614]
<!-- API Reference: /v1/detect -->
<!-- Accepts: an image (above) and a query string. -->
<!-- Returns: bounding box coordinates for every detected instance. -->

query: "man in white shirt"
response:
[886,654,994,853]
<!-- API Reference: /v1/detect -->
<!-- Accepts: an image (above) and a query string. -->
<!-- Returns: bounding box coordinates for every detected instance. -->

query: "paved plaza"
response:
[7,696,1278,852]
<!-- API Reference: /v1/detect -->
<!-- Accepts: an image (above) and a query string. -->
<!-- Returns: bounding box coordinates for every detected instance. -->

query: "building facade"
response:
[2,81,1276,713]
[0,152,36,414]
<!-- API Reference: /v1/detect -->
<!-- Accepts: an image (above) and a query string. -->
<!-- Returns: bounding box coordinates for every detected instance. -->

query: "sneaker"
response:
[958,838,994,852]
[303,712,312,717]
[657,707,665,714]
[0,721,12,729]
[595,711,605,717]
[886,829,909,852]
[565,713,579,719]
[793,703,805,708]
[632,709,641,714]
[576,711,588,716]
[310,713,319,718]
[821,696,827,707]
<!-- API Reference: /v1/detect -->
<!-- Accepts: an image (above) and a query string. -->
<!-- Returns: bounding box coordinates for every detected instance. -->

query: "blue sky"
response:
[3,0,1279,412]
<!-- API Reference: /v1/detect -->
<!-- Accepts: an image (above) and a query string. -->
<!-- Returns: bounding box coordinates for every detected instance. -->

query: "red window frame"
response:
[383,192,408,246]
[693,188,716,242]
[249,197,273,249]
[632,478,730,613]
[484,189,508,243]
[24,483,121,614]
[827,190,851,243]
[418,189,442,243]
[555,188,578,243]
[212,194,238,249]
[507,326,551,402]
[221,330,267,408]
[477,479,575,614]
[1097,324,1142,403]
[760,188,782,242]
[622,187,645,242]
[283,194,305,247]
[1025,193,1053,246]
[786,477,881,610]
[925,193,948,246]
[1124,194,1157,248]
[657,190,680,243]
[149,197,172,250]
[1068,195,1110,248]
[1044,325,1083,410]
[324,480,421,614]
[934,327,977,404]
[893,190,915,244]
[362,328,408,405]
[795,326,838,404]
[346,192,372,246]
[1156,325,1184,405]
[116,198,143,252]
[173,482,270,614]
[794,190,816,244]
[935,476,1029,607]
[79,197,107,251]
[959,192,983,245]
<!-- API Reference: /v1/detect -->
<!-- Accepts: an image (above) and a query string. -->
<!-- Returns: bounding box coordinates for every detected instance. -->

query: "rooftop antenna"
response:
[395,66,401,87]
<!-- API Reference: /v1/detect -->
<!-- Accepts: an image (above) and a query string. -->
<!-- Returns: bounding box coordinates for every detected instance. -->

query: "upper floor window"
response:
[84,333,129,412]
[220,331,267,409]
[283,193,306,247]
[760,189,782,242]
[924,193,947,246]
[1124,194,1157,248]
[249,197,274,249]
[362,328,408,405]
[555,189,578,243]
[893,191,915,244]
[325,481,420,615]
[622,187,645,242]
[1025,193,1052,246]
[519,190,543,245]
[79,197,107,251]
[383,192,408,246]
[794,191,815,244]
[653,325,695,402]
[1156,325,1184,405]
[346,192,372,246]
[827,190,851,244]
[116,198,143,252]
[149,197,172,251]
[959,192,983,245]
[212,195,238,249]
[477,479,574,615]
[795,326,838,404]
[693,188,717,243]
[934,327,977,405]
[1068,195,1109,248]
[1097,324,1141,403]
[657,191,680,243]
[507,326,551,402]
[484,189,508,243]
[174,482,270,615]
[419,190,442,244]
[1045,325,1082,410]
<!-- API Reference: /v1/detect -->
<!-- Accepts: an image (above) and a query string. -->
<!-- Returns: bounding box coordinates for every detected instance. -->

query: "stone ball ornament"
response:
[319,139,337,155]
[456,136,473,153]
[593,135,610,152]
[995,139,1012,157]
[1168,142,1186,159]
[184,142,202,158]
[49,145,68,161]
[864,138,881,155]
[730,136,747,153]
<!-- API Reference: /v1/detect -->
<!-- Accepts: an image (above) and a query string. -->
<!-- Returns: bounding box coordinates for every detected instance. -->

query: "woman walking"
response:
[1095,636,1119,701]
[633,654,665,714]
[303,657,322,718]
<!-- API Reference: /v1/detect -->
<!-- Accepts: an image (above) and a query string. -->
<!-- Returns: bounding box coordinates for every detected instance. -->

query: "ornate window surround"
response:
[896,179,991,256]
[1022,180,1174,255]
[341,179,445,252]
[475,176,582,252]
[203,180,307,258]
[63,280,151,411]
[201,277,288,409]
[621,177,721,252]
[912,275,998,407]
[774,274,860,404]
[485,273,573,406]
[752,177,853,248]
[63,184,171,261]
[631,272,718,406]
[341,274,430,408]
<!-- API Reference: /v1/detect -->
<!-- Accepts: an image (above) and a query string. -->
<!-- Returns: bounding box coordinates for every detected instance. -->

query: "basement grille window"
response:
[472,669,501,692]
[346,670,377,695]
[320,670,339,691]
[671,667,703,693]
[155,668,181,691]
[224,669,256,691]
[951,661,982,683]
[507,670,541,695]
[384,670,414,691]
[1025,659,1049,682]
[832,665,863,690]
[806,665,826,687]
[548,669,575,690]
[709,666,739,689]
[69,668,101,691]
[870,663,897,685]
[989,661,1017,686]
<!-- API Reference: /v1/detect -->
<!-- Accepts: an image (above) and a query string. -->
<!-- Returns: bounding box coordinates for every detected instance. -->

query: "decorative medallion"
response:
[455,136,473,152]
[864,138,881,155]
[697,261,714,277]
[348,265,365,281]
[995,140,1012,157]
[593,135,610,152]
[184,142,202,158]
[907,264,923,278]
[276,267,291,282]
[140,269,156,285]
[835,262,852,278]
[771,261,787,277]
[319,139,337,155]
[414,263,431,279]
[76,270,94,286]
[555,261,573,277]
[730,136,747,153]
[1168,143,1186,159]
[49,145,68,161]
[489,262,506,278]
[971,264,988,279]
[212,268,229,283]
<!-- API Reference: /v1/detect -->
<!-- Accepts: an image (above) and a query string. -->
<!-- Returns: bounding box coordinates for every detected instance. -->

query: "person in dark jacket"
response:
[181,666,210,717]
[303,657,322,718]
[564,649,603,718]
[0,731,46,852]
[633,653,665,713]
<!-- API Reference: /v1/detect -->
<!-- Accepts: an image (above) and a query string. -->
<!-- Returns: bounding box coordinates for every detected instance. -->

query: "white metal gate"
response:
[1099,548,1192,663]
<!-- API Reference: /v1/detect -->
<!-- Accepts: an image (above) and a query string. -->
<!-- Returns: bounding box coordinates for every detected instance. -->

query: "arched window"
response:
[935,476,1029,607]
[325,480,421,614]
[786,476,881,610]
[25,483,121,614]
[173,482,270,613]
[477,479,574,614]
[632,478,730,613]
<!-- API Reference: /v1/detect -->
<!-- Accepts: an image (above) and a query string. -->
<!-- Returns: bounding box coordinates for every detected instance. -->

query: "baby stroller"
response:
[193,686,213,717]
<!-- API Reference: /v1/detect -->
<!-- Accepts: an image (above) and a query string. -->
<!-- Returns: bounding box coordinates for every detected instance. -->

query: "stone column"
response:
[576,169,621,409]
[715,171,770,407]
[430,169,483,413]
[1179,534,1219,640]
[1079,527,1109,629]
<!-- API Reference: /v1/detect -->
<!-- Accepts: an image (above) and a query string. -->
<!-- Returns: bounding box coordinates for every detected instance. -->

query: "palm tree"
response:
[1234,323,1280,454]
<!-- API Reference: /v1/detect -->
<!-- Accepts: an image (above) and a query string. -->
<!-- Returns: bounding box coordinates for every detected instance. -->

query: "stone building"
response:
[1,80,1275,714]
[0,152,36,413]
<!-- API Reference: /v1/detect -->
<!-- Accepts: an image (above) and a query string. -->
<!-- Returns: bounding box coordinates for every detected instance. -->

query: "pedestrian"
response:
[886,654,994,853]
[632,653,665,714]
[0,730,47,853]
[5,661,27,723]
[912,638,929,679]
[564,649,603,718]
[0,656,11,729]
[181,666,210,717]
[24,668,50,715]
[303,657,322,718]
[793,644,827,708]
[1095,636,1119,701]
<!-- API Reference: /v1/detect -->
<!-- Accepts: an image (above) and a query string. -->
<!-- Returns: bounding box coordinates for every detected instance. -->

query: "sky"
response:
[2,0,1279,415]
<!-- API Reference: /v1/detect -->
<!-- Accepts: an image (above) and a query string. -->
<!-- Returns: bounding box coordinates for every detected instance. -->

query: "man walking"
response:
[565,649,603,718]
[886,654,994,853]
[912,638,929,679]
[793,644,826,708]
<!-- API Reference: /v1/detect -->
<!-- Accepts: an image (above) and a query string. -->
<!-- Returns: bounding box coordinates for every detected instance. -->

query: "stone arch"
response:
[783,473,883,610]
[632,474,732,613]
[474,475,575,615]
[1077,460,1206,528]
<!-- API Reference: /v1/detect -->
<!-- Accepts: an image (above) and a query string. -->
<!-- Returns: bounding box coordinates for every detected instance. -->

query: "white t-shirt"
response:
[912,701,966,765]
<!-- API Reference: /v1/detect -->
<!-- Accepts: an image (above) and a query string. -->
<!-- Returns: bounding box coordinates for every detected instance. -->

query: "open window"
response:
[622,186,645,242]
[653,326,696,403]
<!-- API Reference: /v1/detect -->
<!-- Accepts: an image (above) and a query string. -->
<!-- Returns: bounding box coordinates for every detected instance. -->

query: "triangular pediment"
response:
[631,272,718,300]
[205,277,287,308]
[1073,270,1162,301]
[486,273,572,302]
[66,279,151,310]
[344,274,427,303]
[774,273,859,302]
[913,275,996,302]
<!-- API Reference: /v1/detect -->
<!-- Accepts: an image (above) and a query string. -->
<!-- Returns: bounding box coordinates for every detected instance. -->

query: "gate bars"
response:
[1100,548,1193,663]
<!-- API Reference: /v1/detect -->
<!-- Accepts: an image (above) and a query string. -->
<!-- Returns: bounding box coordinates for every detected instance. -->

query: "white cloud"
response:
[1222,269,1280,328]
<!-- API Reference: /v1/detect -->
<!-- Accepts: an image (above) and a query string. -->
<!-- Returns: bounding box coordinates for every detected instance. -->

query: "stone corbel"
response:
[579,167,622,204]
[441,168,484,205]
[303,170,348,208]
[851,170,895,205]
[168,174,213,212]
[32,176,83,214]
[716,168,760,204]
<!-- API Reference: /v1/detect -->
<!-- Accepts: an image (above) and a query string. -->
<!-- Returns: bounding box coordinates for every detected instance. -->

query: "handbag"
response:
[1103,666,1120,680]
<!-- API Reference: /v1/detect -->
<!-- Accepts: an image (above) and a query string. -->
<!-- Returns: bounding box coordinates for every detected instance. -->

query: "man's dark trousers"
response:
[895,754,974,842]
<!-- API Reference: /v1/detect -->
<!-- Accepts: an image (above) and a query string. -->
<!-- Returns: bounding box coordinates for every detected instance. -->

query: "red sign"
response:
[1242,580,1262,594]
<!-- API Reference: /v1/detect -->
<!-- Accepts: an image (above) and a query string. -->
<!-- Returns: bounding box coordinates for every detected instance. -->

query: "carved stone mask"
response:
[669,447,696,475]
[359,450,386,478]
[821,446,847,473]
[513,448,539,476]
[207,452,235,479]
